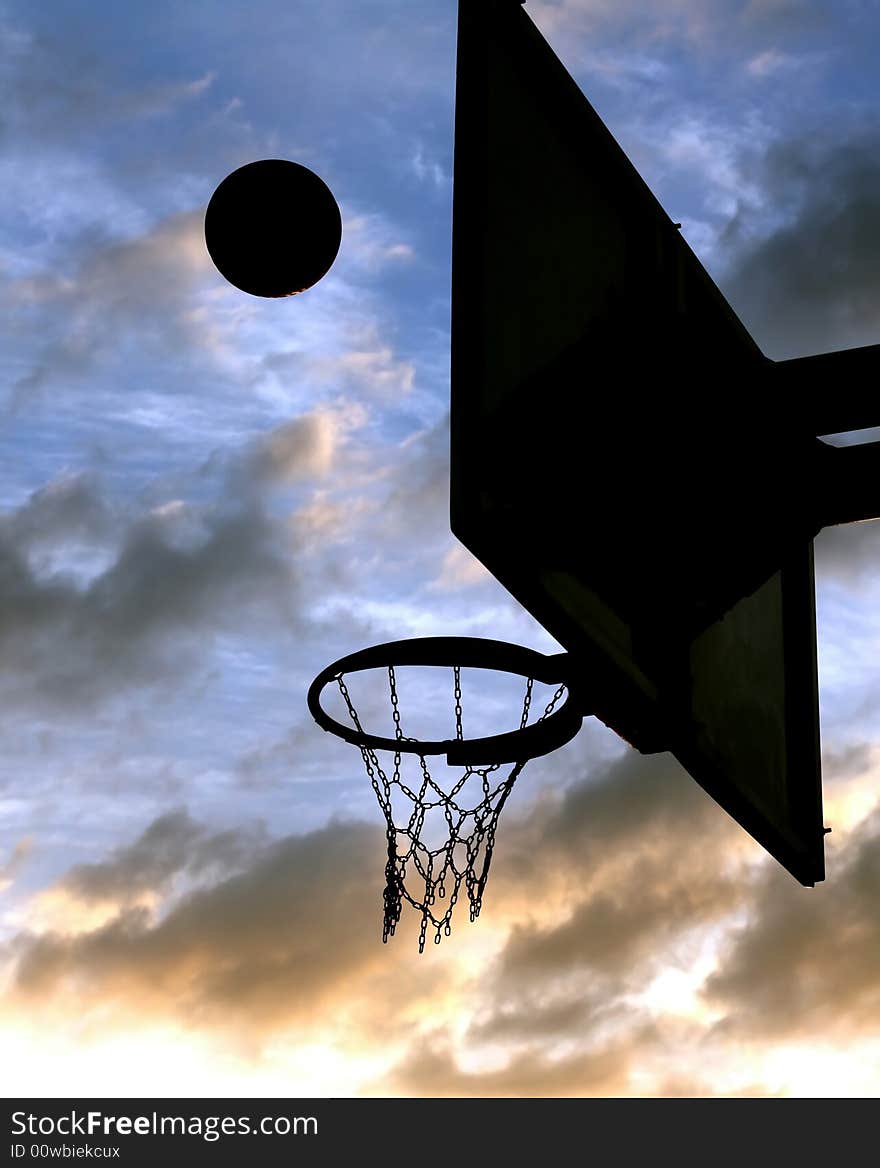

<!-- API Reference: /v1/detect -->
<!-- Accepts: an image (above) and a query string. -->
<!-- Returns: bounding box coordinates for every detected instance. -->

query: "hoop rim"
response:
[307,636,589,765]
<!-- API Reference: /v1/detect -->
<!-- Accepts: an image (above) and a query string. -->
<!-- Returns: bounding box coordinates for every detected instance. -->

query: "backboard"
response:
[450,0,826,883]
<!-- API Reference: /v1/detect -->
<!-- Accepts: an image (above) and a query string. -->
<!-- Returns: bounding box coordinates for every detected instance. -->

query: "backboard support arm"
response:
[776,343,880,436]
[815,439,880,527]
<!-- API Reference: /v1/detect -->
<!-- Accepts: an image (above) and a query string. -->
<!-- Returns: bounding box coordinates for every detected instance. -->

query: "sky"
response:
[2,0,880,1098]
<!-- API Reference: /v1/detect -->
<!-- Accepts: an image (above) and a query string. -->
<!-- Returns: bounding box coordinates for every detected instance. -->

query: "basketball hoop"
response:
[308,637,590,951]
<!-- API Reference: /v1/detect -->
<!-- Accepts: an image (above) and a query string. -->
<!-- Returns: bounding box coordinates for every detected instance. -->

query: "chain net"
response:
[335,666,566,952]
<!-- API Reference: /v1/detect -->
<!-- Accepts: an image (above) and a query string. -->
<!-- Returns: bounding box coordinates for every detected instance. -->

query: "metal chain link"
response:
[389,666,403,741]
[335,667,568,952]
[520,677,534,728]
[542,683,567,720]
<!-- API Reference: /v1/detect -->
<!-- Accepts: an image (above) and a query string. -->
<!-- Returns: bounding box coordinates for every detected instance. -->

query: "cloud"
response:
[4,209,216,406]
[705,804,880,1039]
[722,129,880,358]
[342,215,416,273]
[7,814,392,1032]
[0,839,33,894]
[9,472,116,578]
[280,327,415,402]
[528,0,832,50]
[243,286,420,418]
[245,402,368,486]
[3,751,731,1036]
[410,145,447,188]
[0,10,229,278]
[4,0,880,1101]
[291,493,375,550]
[741,0,831,36]
[0,473,299,716]
[375,749,769,1094]
[376,415,449,540]
[260,412,341,482]
[432,543,492,591]
[0,13,214,144]
[60,809,264,906]
[464,752,743,1032]
[745,48,797,77]
[384,1033,635,1096]
[815,520,880,587]
[5,732,879,1095]
[21,811,271,937]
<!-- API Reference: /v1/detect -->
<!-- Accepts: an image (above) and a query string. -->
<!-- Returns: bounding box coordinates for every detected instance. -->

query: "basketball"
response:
[204,159,342,298]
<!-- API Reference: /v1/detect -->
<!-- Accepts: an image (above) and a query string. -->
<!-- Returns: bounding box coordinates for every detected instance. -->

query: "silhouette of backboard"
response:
[450,0,825,883]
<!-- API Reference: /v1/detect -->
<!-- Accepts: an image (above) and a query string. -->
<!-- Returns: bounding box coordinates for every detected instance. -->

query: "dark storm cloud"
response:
[4,750,739,1042]
[61,809,265,904]
[723,129,880,359]
[383,747,750,1096]
[496,859,733,988]
[0,478,298,714]
[0,387,450,726]
[456,751,742,1050]
[385,739,875,1094]
[503,743,733,897]
[8,734,876,1092]
[705,805,880,1037]
[8,473,117,564]
[822,742,875,782]
[10,816,391,1028]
